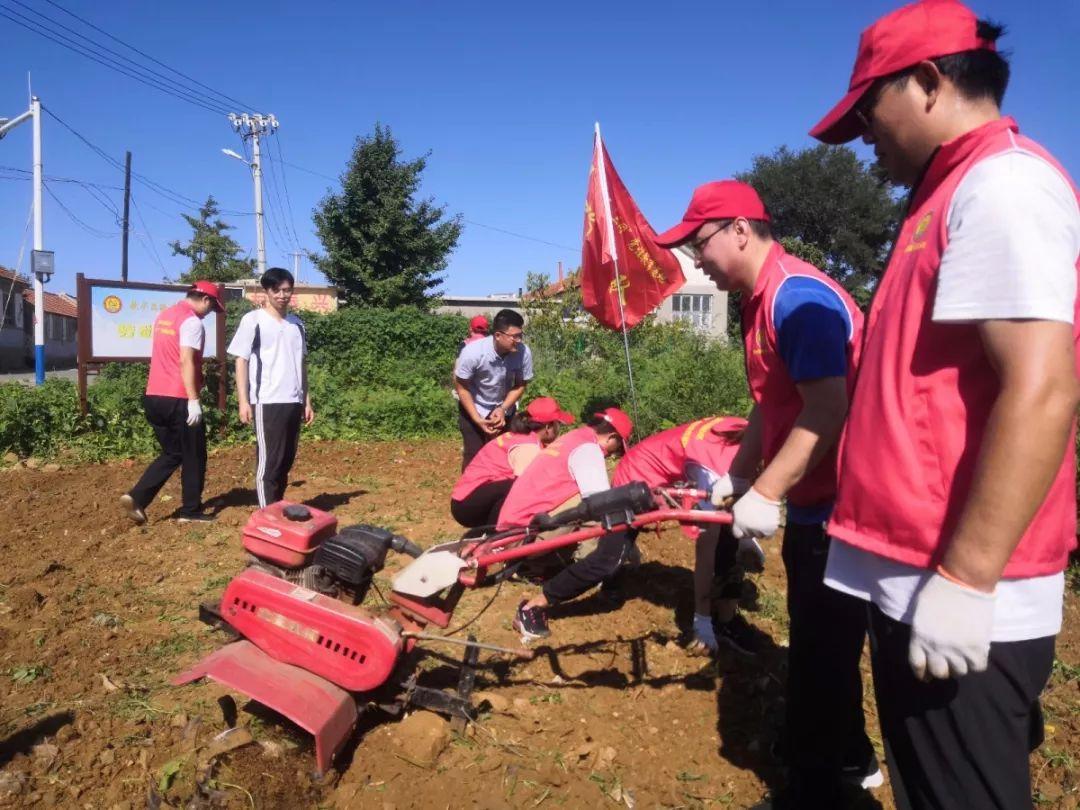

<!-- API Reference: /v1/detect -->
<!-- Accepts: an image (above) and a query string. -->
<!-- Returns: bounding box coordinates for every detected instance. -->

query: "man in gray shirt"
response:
[454,308,533,469]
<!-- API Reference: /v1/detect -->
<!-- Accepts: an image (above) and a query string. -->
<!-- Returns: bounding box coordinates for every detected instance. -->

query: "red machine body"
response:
[218,568,403,692]
[242,501,338,568]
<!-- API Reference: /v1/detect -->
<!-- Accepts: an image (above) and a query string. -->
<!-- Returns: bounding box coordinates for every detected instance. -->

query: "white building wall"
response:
[654,249,728,338]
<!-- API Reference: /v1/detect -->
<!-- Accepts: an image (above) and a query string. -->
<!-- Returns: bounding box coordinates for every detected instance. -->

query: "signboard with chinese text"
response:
[75,275,227,416]
[90,284,219,359]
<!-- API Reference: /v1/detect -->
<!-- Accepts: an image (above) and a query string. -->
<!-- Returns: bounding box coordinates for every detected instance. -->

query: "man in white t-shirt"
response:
[227,268,314,508]
[810,3,1080,808]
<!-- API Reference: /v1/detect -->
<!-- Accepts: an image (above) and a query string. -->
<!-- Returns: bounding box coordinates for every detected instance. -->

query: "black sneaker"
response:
[715,613,761,657]
[513,600,550,641]
[176,512,215,524]
[840,752,884,790]
[119,494,146,526]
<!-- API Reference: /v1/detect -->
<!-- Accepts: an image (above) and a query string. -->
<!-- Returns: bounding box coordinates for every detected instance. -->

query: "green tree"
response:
[737,145,901,306]
[312,123,462,310]
[169,196,256,283]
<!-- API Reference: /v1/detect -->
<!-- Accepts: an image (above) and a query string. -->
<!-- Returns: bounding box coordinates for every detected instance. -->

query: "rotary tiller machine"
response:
[173,482,733,773]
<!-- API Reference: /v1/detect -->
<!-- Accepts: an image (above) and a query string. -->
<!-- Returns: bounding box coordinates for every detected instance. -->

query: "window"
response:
[64,317,76,342]
[672,294,713,330]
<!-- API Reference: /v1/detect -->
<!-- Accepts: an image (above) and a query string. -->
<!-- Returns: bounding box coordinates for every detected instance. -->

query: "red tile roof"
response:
[22,289,78,318]
[0,266,29,285]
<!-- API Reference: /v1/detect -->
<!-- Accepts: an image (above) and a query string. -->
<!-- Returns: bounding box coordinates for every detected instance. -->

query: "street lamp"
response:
[221,145,265,275]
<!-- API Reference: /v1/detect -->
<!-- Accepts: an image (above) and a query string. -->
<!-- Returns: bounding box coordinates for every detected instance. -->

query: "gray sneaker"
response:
[176,512,215,524]
[119,494,146,526]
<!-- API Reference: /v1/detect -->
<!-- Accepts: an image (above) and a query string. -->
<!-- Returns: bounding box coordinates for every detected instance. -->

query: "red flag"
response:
[581,127,685,330]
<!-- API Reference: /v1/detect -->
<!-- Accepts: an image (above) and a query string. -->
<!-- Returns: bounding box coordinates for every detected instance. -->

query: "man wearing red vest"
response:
[498,407,633,640]
[120,281,223,525]
[811,2,1080,807]
[611,416,762,656]
[656,183,875,805]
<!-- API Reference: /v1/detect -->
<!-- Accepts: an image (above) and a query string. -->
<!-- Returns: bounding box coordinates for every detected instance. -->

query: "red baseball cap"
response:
[189,280,224,312]
[594,407,634,444]
[654,181,770,248]
[469,314,489,333]
[525,396,575,425]
[810,0,997,144]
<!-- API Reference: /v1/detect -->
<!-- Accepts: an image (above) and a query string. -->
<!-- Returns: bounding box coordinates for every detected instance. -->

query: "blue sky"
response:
[0,0,1076,298]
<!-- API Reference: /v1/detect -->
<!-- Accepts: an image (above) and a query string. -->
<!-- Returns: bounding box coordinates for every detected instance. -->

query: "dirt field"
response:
[0,440,1077,809]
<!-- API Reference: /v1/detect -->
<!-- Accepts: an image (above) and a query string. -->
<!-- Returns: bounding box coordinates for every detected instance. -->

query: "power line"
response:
[269,132,304,248]
[130,195,167,275]
[0,165,123,191]
[261,150,300,253]
[42,105,253,217]
[4,0,236,115]
[0,4,231,116]
[43,180,119,238]
[463,219,578,252]
[42,0,257,112]
[279,159,337,182]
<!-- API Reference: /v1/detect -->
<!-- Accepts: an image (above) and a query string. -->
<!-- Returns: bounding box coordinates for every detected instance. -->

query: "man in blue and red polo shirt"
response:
[656,182,875,805]
[811,2,1080,807]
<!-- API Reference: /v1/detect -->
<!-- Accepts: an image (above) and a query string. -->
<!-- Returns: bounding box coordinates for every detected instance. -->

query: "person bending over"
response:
[450,396,575,532]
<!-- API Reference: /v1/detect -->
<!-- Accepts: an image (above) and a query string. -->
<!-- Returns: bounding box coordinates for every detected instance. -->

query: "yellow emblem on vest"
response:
[905,211,934,253]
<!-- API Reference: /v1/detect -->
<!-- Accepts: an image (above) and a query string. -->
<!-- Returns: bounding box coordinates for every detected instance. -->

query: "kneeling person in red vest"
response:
[497,408,633,641]
[450,396,575,533]
[612,415,763,656]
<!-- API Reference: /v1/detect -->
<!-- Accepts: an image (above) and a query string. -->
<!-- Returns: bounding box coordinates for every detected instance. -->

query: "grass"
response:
[146,631,203,661]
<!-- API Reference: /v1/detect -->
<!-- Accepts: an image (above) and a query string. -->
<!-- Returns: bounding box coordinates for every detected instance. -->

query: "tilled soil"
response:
[0,440,1077,809]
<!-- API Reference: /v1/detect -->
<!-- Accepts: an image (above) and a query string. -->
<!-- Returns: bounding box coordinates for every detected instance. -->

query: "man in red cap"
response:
[462,314,489,347]
[498,407,632,640]
[655,182,874,805]
[812,2,1080,808]
[120,281,223,525]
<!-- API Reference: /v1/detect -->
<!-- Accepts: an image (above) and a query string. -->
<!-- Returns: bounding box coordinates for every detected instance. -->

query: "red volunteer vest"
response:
[741,244,864,507]
[496,426,602,529]
[145,300,203,399]
[613,416,746,488]
[829,118,1079,577]
[451,431,541,501]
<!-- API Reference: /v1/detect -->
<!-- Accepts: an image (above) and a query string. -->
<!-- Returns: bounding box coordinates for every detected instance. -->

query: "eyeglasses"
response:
[854,79,889,132]
[684,221,733,260]
[496,330,524,342]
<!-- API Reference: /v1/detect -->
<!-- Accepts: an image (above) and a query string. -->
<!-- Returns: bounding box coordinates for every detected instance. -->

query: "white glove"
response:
[736,537,766,573]
[186,399,203,426]
[731,488,781,539]
[710,473,751,506]
[909,571,995,680]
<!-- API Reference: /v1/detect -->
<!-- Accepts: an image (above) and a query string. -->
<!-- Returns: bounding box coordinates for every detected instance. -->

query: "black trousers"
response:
[542,529,635,604]
[458,403,497,471]
[254,402,303,508]
[868,605,1054,810]
[781,522,874,800]
[451,478,514,530]
[128,395,206,517]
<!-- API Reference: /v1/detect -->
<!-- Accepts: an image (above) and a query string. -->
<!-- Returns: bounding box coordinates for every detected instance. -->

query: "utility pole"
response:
[227,113,277,276]
[121,151,131,282]
[290,250,302,284]
[1,95,49,384]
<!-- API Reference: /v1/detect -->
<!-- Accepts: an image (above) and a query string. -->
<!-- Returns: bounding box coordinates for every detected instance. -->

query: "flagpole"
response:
[594,122,639,434]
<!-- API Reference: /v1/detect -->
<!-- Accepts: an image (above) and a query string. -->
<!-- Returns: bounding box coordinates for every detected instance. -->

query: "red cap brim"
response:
[654,218,702,248]
[809,81,872,145]
[552,410,575,425]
